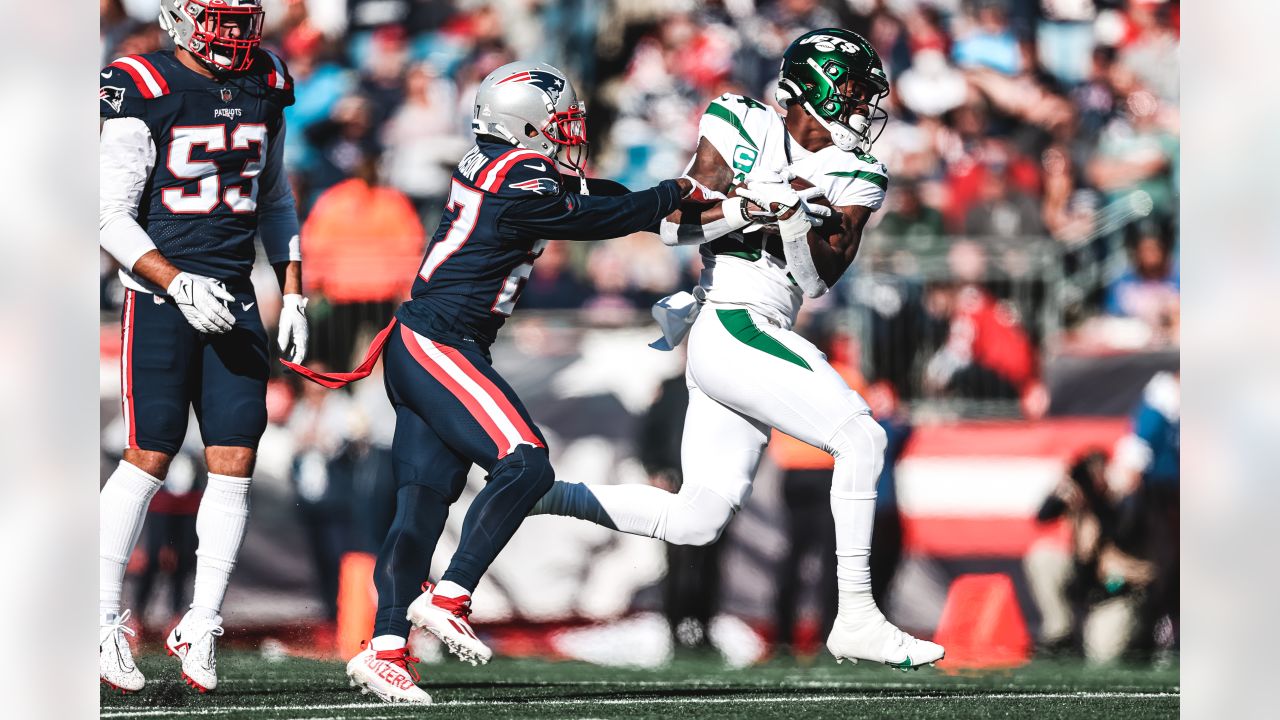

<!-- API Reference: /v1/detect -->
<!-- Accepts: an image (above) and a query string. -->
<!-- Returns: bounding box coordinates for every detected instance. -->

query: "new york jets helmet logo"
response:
[493,69,566,105]
[799,33,860,55]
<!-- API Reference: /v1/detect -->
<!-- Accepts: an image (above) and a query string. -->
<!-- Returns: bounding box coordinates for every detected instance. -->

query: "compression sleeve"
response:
[500,179,684,241]
[99,116,158,270]
[257,122,301,264]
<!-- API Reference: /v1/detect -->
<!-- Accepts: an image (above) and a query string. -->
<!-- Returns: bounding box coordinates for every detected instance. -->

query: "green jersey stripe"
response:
[716,309,812,371]
[826,169,888,190]
[706,103,757,150]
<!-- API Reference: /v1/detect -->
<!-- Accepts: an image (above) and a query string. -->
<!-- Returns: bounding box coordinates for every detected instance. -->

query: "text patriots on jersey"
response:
[510,177,560,195]
[214,107,243,119]
[100,86,126,113]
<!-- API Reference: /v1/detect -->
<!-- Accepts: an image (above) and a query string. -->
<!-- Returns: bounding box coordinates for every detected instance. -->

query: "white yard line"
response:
[102,691,1181,718]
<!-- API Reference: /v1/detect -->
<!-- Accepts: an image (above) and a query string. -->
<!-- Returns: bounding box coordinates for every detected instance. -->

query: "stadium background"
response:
[98,0,1179,669]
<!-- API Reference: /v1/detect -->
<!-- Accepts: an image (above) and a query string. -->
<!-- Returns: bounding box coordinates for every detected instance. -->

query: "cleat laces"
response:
[102,609,138,670]
[375,649,422,682]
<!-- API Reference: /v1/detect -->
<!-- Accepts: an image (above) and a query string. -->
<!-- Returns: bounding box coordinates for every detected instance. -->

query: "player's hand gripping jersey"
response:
[99,49,298,291]
[394,139,684,351]
[694,93,889,326]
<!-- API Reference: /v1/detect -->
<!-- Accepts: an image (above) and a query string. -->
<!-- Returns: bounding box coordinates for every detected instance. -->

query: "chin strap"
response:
[802,102,869,153]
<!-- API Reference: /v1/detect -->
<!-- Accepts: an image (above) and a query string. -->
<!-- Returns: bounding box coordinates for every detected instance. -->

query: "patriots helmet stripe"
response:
[493,70,567,105]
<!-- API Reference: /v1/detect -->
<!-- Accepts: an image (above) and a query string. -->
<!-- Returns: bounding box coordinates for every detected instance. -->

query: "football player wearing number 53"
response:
[98,0,306,695]
[279,60,725,704]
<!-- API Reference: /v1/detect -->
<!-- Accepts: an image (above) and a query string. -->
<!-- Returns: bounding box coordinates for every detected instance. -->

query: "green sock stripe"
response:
[715,309,811,371]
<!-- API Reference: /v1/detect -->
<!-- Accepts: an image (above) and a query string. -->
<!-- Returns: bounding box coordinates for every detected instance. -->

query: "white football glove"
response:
[166,272,236,334]
[736,181,833,228]
[277,294,309,364]
[738,179,830,299]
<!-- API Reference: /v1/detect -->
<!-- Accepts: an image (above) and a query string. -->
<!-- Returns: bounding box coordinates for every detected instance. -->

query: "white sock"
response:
[191,473,252,618]
[432,580,470,599]
[531,481,666,537]
[371,635,407,652]
[831,489,881,619]
[100,461,164,624]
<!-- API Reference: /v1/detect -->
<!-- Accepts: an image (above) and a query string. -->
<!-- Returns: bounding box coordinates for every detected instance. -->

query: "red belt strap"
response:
[280,317,397,389]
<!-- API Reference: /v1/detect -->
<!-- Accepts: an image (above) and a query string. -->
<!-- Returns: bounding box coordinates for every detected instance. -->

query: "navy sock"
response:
[441,445,555,592]
[373,484,451,638]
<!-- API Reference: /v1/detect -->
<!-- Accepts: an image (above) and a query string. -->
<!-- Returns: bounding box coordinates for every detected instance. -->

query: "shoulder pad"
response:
[474,148,559,196]
[101,55,169,118]
[253,49,295,106]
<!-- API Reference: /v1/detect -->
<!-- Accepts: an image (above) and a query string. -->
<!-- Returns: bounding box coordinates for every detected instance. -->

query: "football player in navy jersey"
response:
[282,61,720,703]
[98,0,306,694]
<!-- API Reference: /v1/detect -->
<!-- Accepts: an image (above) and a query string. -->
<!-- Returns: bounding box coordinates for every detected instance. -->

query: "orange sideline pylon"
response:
[932,573,1031,669]
[336,551,378,660]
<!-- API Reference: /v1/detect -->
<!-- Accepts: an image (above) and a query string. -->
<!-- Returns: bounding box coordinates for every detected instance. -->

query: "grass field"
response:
[101,651,1178,719]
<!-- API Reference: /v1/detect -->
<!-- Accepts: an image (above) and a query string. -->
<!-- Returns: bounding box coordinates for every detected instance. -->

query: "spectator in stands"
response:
[134,451,202,630]
[100,0,139,66]
[865,380,910,612]
[963,160,1044,240]
[381,62,469,231]
[951,0,1023,76]
[636,356,722,655]
[301,152,424,366]
[1087,85,1179,220]
[304,94,381,198]
[923,242,1046,416]
[519,241,592,310]
[356,27,410,132]
[1105,219,1179,340]
[876,180,946,256]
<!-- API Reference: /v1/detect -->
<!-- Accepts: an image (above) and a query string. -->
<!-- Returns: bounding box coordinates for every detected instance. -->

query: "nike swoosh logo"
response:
[522,163,547,171]
[101,71,112,78]
[242,302,255,311]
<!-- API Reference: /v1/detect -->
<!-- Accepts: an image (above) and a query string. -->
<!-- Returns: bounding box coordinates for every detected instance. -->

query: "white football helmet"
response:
[159,0,264,72]
[472,60,588,172]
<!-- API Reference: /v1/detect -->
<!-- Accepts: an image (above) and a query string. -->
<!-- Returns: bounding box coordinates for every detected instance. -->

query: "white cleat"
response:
[100,609,145,693]
[346,646,432,704]
[165,613,225,692]
[407,583,492,666]
[827,613,945,671]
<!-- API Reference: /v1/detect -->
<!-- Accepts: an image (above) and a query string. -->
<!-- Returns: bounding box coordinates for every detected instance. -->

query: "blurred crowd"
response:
[100,0,1179,412]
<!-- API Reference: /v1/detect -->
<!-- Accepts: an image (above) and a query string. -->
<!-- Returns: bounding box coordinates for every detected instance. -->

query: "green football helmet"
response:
[774,29,890,153]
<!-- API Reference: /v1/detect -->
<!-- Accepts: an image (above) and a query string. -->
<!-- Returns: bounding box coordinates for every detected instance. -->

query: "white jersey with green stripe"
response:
[692,93,889,327]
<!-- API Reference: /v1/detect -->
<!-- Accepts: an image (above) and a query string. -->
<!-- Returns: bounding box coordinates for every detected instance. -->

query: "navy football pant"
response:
[119,288,268,455]
[372,322,554,639]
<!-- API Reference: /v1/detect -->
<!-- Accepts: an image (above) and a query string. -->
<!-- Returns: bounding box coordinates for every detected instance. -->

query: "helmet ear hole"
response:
[524,123,539,139]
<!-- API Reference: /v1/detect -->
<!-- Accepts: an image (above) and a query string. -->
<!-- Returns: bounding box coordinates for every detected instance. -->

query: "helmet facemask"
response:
[166,0,264,73]
[540,103,589,174]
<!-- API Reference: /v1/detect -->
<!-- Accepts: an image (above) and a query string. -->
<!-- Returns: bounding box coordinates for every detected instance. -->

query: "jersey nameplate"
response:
[457,146,488,182]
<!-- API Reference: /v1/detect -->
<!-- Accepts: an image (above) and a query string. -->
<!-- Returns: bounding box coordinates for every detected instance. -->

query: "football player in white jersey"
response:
[532,28,944,670]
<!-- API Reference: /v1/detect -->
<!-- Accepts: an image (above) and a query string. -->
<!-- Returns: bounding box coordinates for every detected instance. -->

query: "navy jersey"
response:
[100,50,295,285]
[395,139,683,351]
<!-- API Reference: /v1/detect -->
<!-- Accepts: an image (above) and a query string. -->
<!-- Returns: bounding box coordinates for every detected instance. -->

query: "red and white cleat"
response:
[100,609,145,693]
[165,613,224,692]
[407,583,492,666]
[346,645,432,704]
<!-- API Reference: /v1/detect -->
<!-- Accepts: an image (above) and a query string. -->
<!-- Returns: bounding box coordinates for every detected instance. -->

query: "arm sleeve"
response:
[99,117,159,270]
[257,121,302,264]
[558,175,631,197]
[500,179,684,241]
